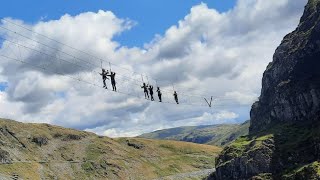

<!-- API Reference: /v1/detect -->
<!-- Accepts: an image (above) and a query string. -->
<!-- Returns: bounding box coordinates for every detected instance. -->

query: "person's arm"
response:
[104,73,109,79]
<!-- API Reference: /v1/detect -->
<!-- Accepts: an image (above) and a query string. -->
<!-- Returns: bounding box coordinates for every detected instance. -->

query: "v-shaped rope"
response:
[204,96,213,107]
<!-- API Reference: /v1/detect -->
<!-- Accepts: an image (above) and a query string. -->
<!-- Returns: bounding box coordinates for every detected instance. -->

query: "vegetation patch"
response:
[86,143,104,160]
[283,161,320,179]
[252,173,273,180]
[230,136,252,149]
[81,161,95,172]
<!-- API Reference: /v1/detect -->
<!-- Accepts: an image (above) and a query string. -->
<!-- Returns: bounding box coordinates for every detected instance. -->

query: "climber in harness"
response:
[173,91,179,104]
[99,69,109,89]
[141,83,149,99]
[107,71,117,91]
[149,85,154,101]
[157,87,162,102]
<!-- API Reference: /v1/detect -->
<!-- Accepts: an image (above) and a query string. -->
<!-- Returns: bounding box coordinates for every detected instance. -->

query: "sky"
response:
[0,0,236,47]
[0,0,307,137]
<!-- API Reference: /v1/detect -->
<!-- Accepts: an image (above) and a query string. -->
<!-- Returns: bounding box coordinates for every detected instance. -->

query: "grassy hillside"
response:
[0,118,221,180]
[139,121,250,147]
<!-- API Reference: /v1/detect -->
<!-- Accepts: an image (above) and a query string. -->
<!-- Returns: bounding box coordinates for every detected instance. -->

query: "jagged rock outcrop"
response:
[209,0,320,179]
[31,136,49,146]
[126,139,145,149]
[62,134,82,141]
[0,149,11,164]
[212,136,275,180]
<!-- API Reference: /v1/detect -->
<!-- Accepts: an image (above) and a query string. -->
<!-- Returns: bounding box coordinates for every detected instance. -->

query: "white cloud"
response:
[224,91,258,105]
[0,0,307,137]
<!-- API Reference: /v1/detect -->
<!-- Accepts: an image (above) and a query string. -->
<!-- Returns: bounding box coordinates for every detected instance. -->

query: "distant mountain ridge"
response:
[139,121,250,147]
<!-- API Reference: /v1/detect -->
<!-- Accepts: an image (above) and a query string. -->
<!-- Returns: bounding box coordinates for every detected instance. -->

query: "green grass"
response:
[283,161,320,179]
[85,143,103,160]
[0,162,40,179]
[215,133,276,168]
[81,162,94,172]
[159,143,198,154]
[151,162,181,177]
[256,134,273,141]
[231,136,252,149]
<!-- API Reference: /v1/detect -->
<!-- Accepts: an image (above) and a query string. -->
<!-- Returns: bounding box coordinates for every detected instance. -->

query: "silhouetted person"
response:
[149,85,154,101]
[174,91,179,104]
[99,69,109,89]
[107,71,117,91]
[157,87,162,102]
[141,83,149,99]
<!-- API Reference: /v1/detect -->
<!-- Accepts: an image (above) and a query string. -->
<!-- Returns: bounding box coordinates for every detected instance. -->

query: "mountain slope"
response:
[139,121,249,147]
[0,118,221,180]
[209,0,320,179]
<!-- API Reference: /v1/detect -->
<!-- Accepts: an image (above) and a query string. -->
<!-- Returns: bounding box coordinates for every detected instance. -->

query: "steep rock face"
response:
[210,0,320,179]
[250,0,320,133]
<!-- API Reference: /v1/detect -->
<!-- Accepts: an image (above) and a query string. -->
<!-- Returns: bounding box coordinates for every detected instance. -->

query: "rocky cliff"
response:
[209,0,320,179]
[250,0,320,133]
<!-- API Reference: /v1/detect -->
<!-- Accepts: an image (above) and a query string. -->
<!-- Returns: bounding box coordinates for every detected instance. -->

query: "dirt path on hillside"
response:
[154,168,215,180]
[0,173,12,180]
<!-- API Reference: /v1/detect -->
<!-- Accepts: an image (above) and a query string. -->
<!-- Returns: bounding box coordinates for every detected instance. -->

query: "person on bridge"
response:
[107,71,117,91]
[141,83,149,99]
[157,87,162,102]
[149,85,154,101]
[99,69,109,89]
[173,91,179,104]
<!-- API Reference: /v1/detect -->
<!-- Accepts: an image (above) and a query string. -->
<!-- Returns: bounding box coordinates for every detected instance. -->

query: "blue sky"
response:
[0,82,7,91]
[0,0,236,47]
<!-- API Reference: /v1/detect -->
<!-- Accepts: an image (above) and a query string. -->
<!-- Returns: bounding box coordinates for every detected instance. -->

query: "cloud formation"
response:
[0,0,307,137]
